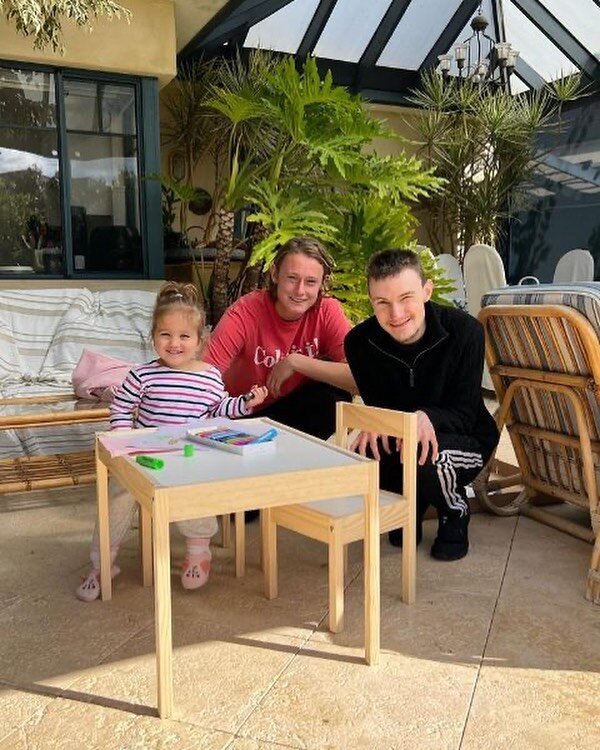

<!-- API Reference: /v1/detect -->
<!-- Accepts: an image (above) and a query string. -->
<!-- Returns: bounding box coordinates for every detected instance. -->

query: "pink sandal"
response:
[76,565,120,602]
[181,551,211,590]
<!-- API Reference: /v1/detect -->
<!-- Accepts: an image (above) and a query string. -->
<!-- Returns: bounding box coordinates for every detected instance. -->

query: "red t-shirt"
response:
[205,290,352,408]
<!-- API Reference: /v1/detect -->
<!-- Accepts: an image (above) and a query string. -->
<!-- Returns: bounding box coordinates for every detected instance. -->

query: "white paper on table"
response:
[98,418,267,457]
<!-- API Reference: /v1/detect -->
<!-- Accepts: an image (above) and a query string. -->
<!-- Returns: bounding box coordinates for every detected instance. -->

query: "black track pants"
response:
[378,433,491,520]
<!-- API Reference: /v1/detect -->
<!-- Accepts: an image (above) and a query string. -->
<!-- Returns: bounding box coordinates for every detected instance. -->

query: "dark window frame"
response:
[0,59,162,280]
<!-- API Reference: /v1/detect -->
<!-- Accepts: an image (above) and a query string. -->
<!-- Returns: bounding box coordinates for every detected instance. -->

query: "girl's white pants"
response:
[89,477,218,569]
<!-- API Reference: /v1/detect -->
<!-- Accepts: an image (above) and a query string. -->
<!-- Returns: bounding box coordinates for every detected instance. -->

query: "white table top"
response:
[113,420,369,489]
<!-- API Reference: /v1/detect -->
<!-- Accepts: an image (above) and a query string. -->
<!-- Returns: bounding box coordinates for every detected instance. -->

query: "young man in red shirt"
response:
[205,237,355,440]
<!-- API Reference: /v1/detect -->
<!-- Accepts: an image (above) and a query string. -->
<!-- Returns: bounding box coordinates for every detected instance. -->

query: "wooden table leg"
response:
[364,462,380,665]
[140,505,153,587]
[262,509,278,599]
[234,511,245,578]
[328,528,344,633]
[152,490,174,718]
[221,514,232,548]
[96,447,112,602]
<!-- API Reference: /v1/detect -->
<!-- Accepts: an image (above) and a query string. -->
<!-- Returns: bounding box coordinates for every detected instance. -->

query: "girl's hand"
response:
[245,384,268,409]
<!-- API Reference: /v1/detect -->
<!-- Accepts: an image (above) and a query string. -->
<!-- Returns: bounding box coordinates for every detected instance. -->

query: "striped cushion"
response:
[0,288,155,457]
[482,282,600,339]
[0,429,25,460]
[480,283,600,520]
[39,289,155,381]
[0,289,86,385]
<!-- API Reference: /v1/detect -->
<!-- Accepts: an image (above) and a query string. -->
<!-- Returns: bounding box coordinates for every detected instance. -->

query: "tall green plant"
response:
[327,194,453,321]
[180,52,443,322]
[408,69,584,260]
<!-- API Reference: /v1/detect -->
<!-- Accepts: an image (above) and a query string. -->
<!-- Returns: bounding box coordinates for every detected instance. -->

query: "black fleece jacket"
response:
[344,301,499,457]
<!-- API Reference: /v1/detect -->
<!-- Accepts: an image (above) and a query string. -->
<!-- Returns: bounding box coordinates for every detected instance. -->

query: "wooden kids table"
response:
[95,419,380,718]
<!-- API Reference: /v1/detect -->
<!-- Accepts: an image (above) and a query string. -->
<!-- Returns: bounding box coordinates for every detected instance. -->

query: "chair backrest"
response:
[463,244,506,318]
[435,253,466,308]
[335,402,418,499]
[553,249,594,283]
[479,283,600,523]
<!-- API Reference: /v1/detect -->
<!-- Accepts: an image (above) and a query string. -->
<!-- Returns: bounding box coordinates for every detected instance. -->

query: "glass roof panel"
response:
[378,0,460,69]
[504,1,578,81]
[510,73,530,94]
[244,0,321,54]
[538,0,600,60]
[313,0,390,63]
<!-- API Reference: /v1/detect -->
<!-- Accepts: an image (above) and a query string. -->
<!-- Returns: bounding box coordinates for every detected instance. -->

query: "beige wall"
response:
[367,104,421,158]
[368,104,431,247]
[174,0,229,52]
[0,0,177,88]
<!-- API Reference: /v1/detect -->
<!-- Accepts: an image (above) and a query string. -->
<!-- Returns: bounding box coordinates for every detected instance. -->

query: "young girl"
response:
[76,282,267,602]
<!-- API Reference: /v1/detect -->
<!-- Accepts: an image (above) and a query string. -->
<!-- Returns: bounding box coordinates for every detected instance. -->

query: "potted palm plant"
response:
[206,54,445,321]
[408,69,583,261]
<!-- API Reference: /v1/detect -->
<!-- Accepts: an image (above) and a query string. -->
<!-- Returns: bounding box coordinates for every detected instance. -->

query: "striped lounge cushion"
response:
[480,282,600,517]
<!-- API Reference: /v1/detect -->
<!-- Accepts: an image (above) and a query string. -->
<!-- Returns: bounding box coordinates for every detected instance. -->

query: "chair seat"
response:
[299,490,402,518]
[271,490,408,542]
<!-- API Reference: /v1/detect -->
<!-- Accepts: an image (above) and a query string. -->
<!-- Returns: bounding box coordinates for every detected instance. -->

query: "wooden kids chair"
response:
[261,402,418,633]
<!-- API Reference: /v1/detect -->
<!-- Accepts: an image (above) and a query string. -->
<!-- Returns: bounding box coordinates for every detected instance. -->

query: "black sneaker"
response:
[388,518,423,548]
[430,513,469,561]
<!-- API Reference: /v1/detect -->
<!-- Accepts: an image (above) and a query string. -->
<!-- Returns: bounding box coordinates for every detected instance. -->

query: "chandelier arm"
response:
[443,10,514,92]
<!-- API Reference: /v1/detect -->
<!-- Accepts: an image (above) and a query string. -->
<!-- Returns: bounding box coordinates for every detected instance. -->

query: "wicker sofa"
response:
[0,287,156,492]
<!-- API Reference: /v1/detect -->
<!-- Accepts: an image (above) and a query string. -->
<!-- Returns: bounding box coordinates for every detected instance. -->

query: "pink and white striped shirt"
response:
[110,360,248,430]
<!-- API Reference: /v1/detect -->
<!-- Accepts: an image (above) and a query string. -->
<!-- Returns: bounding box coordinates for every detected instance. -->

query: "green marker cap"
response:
[183,443,195,457]
[135,455,164,470]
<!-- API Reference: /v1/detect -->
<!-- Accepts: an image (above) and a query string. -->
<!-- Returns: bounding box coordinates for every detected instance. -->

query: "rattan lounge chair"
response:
[476,282,600,604]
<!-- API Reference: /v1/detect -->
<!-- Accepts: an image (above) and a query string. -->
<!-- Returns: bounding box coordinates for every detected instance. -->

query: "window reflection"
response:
[509,96,600,282]
[0,67,143,276]
[64,80,141,273]
[0,68,62,274]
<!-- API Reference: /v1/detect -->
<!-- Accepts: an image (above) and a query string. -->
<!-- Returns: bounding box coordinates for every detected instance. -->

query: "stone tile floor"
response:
[0,481,599,749]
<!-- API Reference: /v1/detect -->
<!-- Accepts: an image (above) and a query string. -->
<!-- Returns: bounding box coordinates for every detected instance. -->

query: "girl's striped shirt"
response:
[110,360,248,429]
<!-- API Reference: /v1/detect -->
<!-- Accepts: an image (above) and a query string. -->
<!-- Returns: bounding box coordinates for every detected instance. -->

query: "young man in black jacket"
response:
[344,248,499,560]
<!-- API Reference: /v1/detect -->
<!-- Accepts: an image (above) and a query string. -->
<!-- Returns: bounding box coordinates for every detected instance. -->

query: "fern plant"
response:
[327,193,454,321]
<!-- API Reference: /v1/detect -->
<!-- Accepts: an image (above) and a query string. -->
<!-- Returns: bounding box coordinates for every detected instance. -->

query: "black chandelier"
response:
[437,7,520,92]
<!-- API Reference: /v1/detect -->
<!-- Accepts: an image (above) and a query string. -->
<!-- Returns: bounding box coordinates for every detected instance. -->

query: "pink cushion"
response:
[71,349,132,402]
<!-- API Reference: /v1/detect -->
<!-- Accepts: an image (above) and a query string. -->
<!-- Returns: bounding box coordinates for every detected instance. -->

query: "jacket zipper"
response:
[368,333,449,388]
